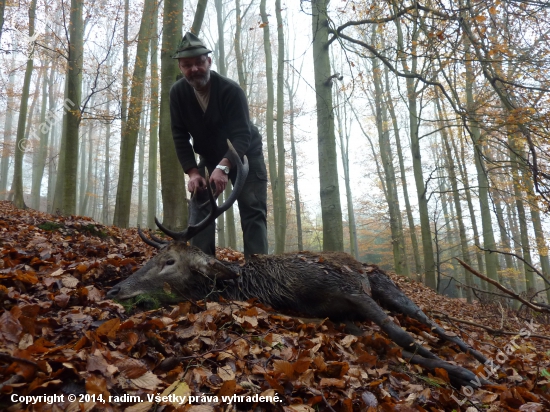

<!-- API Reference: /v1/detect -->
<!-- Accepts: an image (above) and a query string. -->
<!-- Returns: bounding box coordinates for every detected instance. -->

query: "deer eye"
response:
[165,259,176,266]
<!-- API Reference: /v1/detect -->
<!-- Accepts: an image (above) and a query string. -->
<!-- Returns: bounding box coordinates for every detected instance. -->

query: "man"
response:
[170,32,268,258]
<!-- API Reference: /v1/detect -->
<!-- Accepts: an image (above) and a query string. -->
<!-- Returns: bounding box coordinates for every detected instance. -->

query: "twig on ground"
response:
[456,258,550,314]
[429,311,550,341]
[307,387,337,412]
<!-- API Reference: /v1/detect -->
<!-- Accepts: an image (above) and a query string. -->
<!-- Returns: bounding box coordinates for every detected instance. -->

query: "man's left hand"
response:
[210,168,229,196]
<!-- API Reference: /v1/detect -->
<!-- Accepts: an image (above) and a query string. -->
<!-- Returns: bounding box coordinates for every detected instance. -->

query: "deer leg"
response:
[346,293,438,360]
[368,270,487,364]
[349,293,492,388]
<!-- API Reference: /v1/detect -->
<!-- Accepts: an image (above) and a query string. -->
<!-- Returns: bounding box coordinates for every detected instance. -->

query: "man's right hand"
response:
[187,168,207,193]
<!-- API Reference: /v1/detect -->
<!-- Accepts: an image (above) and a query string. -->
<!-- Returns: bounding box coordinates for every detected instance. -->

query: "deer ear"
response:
[188,257,240,281]
[207,259,240,280]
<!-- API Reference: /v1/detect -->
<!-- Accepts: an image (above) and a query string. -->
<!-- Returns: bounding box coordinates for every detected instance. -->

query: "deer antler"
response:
[154,140,249,242]
[137,226,164,249]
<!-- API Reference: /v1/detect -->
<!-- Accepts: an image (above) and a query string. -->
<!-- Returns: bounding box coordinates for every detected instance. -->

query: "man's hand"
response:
[210,157,232,196]
[187,168,207,193]
[210,168,228,196]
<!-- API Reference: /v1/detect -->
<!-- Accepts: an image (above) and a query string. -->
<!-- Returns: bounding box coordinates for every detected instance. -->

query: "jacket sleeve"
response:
[170,84,198,172]
[222,85,252,161]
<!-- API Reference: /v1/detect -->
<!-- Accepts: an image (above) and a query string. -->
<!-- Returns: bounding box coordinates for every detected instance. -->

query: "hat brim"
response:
[172,47,212,59]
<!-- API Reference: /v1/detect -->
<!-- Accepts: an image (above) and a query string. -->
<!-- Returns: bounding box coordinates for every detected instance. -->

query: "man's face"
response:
[178,54,212,90]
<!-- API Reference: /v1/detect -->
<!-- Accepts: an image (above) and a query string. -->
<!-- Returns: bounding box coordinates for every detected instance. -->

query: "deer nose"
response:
[106,285,120,299]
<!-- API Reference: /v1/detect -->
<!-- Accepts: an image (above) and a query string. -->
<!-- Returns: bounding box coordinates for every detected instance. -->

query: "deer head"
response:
[106,141,247,301]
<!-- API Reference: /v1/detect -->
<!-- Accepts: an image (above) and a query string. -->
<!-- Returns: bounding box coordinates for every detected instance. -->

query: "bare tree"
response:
[311,0,343,252]
[12,0,38,209]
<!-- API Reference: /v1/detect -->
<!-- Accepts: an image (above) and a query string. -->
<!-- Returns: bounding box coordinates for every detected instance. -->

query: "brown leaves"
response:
[95,318,120,339]
[0,307,23,344]
[1,202,549,411]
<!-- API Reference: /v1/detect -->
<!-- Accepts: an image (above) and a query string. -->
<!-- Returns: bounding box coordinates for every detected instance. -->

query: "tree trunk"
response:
[333,86,358,259]
[234,0,246,90]
[311,0,343,252]
[506,199,525,291]
[12,0,38,210]
[507,137,535,293]
[121,0,129,129]
[103,98,111,225]
[191,0,208,34]
[435,96,474,303]
[147,6,159,229]
[214,0,236,249]
[113,0,155,228]
[78,121,86,213]
[91,146,99,220]
[46,67,59,213]
[513,144,550,299]
[260,0,281,253]
[435,155,459,295]
[383,65,421,279]
[31,69,50,210]
[393,9,435,288]
[55,0,84,215]
[159,0,187,230]
[493,188,520,306]
[0,63,16,200]
[452,134,484,279]
[46,73,57,213]
[137,105,148,227]
[82,120,95,216]
[284,75,303,251]
[464,40,500,290]
[275,0,287,252]
[371,34,409,275]
[0,0,5,44]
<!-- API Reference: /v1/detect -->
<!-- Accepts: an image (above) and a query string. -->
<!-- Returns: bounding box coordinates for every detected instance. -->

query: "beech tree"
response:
[113,0,156,227]
[311,0,343,252]
[12,0,38,210]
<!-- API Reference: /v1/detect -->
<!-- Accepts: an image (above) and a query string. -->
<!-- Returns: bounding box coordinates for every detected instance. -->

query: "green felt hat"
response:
[172,32,212,59]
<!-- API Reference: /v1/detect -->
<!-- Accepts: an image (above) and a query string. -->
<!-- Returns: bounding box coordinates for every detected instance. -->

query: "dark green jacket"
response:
[170,71,263,172]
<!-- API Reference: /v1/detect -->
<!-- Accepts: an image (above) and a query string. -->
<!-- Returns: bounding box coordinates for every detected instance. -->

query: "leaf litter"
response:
[0,201,549,411]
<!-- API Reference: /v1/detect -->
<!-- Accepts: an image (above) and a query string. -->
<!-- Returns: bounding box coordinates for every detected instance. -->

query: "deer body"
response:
[106,144,387,324]
[106,142,435,358]
[107,245,376,323]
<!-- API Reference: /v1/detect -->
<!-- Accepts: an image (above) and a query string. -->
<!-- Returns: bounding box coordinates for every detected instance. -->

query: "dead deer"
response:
[106,141,488,387]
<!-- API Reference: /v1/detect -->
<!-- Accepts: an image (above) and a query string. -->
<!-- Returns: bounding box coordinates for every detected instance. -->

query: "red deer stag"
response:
[106,141,488,388]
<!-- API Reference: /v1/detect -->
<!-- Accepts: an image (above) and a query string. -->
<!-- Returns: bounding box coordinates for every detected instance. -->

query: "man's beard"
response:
[186,70,210,90]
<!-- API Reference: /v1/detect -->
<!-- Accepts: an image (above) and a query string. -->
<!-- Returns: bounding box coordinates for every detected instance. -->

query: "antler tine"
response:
[215,141,249,214]
[153,172,217,241]
[154,217,185,240]
[179,168,217,240]
[137,225,163,249]
[154,140,249,243]
[148,230,169,244]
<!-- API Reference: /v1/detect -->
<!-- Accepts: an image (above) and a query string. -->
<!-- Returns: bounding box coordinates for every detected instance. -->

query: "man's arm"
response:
[170,84,207,193]
[208,81,252,196]
[170,84,198,172]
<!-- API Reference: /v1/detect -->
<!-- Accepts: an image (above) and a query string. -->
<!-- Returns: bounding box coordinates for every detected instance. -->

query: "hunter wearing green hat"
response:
[169,32,268,258]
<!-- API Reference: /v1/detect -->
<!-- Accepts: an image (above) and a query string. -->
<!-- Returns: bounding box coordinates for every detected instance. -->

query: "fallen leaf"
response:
[131,371,162,390]
[218,365,235,381]
[96,318,120,339]
[116,358,148,379]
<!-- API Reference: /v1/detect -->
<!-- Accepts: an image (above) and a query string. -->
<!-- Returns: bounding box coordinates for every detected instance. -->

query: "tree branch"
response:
[455,258,550,313]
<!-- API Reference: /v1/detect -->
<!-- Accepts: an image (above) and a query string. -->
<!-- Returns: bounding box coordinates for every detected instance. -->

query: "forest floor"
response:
[0,200,549,412]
